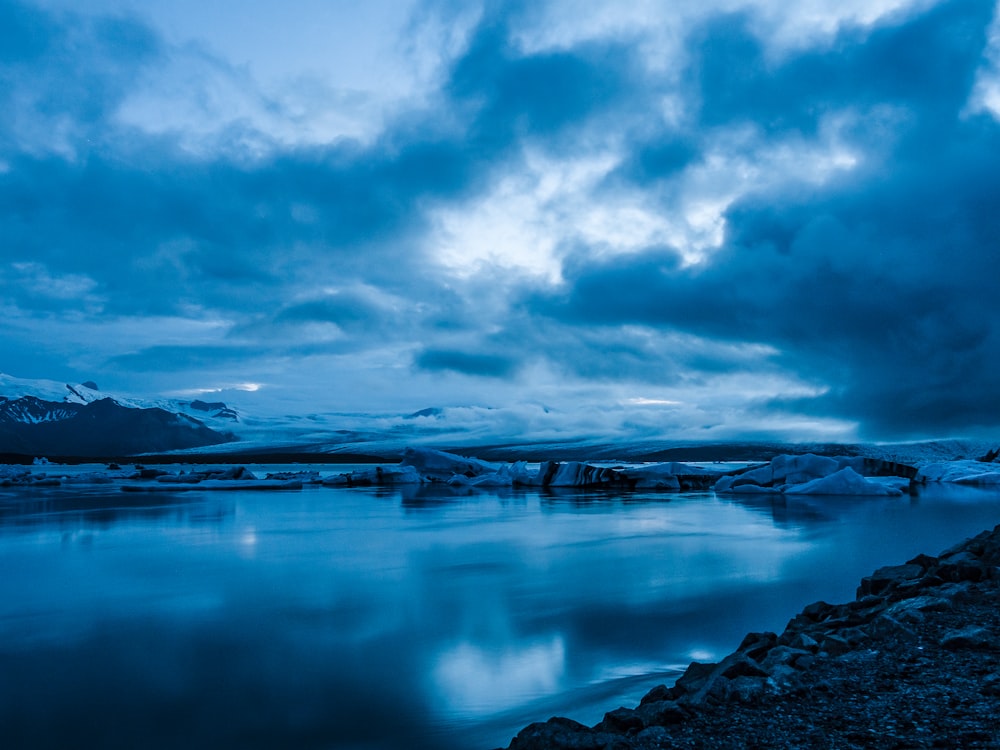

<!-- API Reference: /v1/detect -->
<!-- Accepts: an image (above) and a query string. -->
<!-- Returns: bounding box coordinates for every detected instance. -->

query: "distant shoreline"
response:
[0,442,867,467]
[0,451,398,466]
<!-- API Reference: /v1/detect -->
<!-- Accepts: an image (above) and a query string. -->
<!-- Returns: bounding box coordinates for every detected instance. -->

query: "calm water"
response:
[1,467,1000,749]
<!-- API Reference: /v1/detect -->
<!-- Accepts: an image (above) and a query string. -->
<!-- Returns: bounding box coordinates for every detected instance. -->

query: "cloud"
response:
[414,349,520,378]
[2,0,999,442]
[526,0,1000,438]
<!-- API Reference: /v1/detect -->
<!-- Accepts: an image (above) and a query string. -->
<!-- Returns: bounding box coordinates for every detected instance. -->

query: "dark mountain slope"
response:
[0,396,233,457]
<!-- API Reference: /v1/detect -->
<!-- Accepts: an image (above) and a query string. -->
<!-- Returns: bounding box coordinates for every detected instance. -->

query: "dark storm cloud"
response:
[414,348,519,378]
[690,1,987,131]
[3,0,1000,440]
[529,0,1000,437]
[0,0,640,320]
[0,1,161,149]
[447,11,637,147]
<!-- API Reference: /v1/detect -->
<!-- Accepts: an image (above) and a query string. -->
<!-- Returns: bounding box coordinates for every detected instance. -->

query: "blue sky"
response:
[2,0,1000,443]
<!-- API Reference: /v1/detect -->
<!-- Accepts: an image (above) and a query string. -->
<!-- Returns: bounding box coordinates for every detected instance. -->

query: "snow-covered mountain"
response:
[0,375,235,457]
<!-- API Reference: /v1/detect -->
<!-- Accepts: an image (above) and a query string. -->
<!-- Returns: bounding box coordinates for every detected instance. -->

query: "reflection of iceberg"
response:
[433,637,566,715]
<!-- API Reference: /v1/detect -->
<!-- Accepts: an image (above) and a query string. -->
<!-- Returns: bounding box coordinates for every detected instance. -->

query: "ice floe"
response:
[2,447,992,497]
[714,454,914,496]
[916,461,1000,485]
[319,447,721,490]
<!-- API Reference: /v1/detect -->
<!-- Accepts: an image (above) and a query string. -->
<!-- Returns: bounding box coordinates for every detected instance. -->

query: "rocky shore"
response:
[502,524,1000,749]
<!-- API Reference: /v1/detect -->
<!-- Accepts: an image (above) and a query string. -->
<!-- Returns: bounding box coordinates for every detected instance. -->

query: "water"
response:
[1,469,999,749]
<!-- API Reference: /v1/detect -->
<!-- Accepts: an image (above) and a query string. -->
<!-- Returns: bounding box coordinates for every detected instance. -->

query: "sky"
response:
[2,0,1000,445]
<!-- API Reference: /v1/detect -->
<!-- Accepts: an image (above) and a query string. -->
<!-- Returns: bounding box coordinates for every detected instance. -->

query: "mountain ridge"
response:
[0,395,234,457]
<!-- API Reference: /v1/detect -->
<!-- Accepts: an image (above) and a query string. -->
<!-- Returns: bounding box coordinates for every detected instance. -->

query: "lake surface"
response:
[2,467,1000,749]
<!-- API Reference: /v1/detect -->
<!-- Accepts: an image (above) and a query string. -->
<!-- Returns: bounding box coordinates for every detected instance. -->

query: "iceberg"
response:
[314,448,721,491]
[715,454,914,496]
[783,467,903,496]
[399,447,502,480]
[322,465,422,487]
[916,461,1000,485]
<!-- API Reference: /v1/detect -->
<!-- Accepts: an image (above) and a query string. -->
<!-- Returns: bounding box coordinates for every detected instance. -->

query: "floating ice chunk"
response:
[783,467,902,496]
[524,461,633,488]
[716,454,912,496]
[400,447,502,481]
[714,475,736,493]
[265,470,321,483]
[729,483,781,494]
[771,454,841,484]
[0,466,33,485]
[625,464,682,490]
[56,472,116,484]
[917,461,1000,485]
[322,465,422,486]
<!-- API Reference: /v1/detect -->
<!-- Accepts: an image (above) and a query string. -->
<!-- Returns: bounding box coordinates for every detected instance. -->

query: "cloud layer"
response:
[2,0,999,442]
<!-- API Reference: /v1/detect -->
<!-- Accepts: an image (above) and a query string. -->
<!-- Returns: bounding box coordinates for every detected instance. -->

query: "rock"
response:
[672,661,717,696]
[940,626,999,651]
[865,613,918,640]
[720,654,769,679]
[679,653,771,708]
[768,664,806,694]
[760,646,813,671]
[936,582,975,601]
[906,553,939,570]
[638,684,672,706]
[635,725,671,744]
[789,633,819,652]
[508,717,626,750]
[635,700,688,727]
[883,596,953,623]
[819,635,852,657]
[793,654,818,670]
[598,707,643,733]
[723,676,770,704]
[838,627,869,646]
[857,563,924,597]
[737,631,777,661]
[980,673,1000,696]
[936,551,985,583]
[802,600,834,621]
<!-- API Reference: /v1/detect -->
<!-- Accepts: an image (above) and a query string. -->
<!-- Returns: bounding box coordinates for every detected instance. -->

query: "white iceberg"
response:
[916,461,1000,485]
[322,465,422,486]
[400,447,503,480]
[783,467,903,496]
[317,449,719,491]
[731,454,841,488]
[715,454,913,496]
